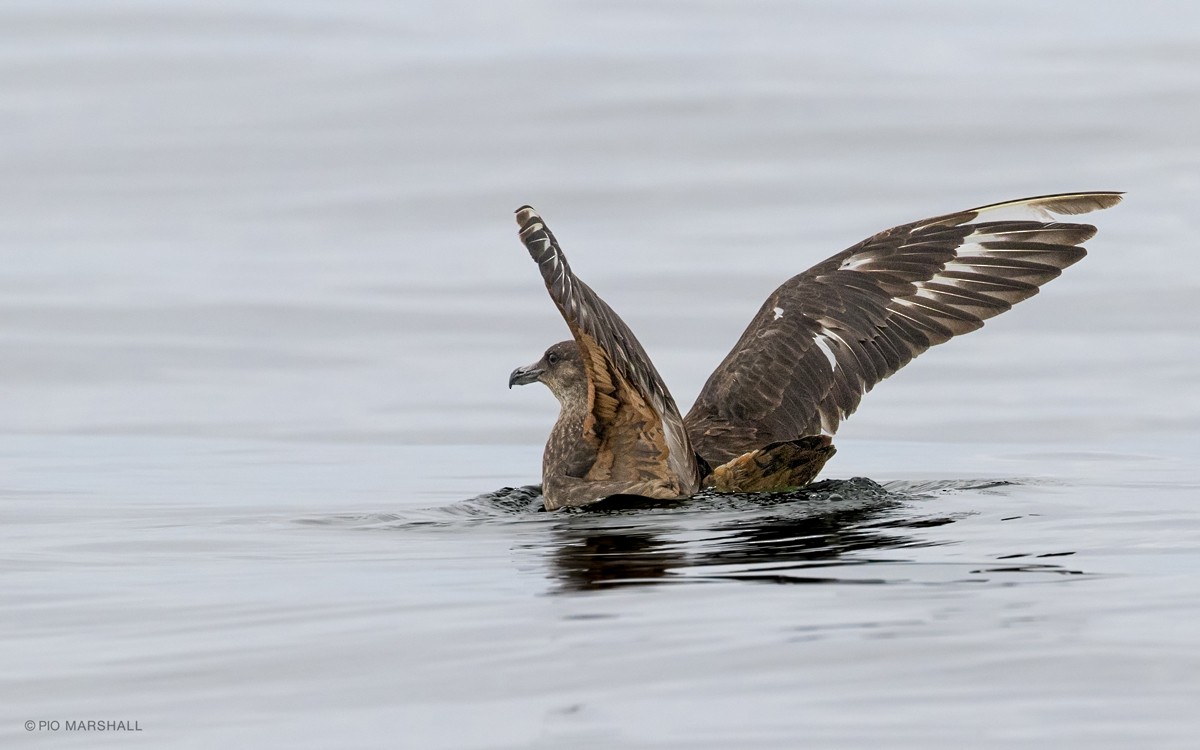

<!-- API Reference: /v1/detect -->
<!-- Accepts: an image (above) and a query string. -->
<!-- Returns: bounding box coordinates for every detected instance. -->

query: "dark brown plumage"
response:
[509,193,1122,510]
[510,207,702,510]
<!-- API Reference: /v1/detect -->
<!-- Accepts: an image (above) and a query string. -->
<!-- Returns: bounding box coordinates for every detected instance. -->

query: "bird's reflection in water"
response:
[550,524,683,589]
[546,478,960,592]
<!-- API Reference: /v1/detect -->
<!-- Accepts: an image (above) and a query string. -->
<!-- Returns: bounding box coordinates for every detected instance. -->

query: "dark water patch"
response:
[968,563,1089,577]
[542,478,950,592]
[436,484,547,517]
[572,476,899,514]
[535,478,1102,592]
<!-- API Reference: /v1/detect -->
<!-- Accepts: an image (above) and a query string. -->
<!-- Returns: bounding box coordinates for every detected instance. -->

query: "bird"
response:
[507,192,1122,510]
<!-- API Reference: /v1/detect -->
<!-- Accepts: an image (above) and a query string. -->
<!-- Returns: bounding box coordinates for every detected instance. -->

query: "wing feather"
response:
[515,206,700,492]
[685,191,1122,465]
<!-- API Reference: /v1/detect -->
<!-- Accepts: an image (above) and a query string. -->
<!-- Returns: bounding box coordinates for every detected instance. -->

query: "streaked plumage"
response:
[509,193,1122,510]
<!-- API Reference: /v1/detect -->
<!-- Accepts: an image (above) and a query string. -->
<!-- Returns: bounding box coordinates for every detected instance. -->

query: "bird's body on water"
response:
[508,193,1122,510]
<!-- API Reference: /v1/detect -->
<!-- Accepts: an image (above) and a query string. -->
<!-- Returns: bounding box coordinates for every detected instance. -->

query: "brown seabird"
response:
[508,193,1122,510]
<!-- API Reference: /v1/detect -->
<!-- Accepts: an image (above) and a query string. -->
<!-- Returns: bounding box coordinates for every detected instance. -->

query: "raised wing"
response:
[515,206,701,493]
[684,192,1122,465]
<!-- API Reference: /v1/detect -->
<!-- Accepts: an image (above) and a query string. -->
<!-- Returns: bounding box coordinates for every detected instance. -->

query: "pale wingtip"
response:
[514,205,540,227]
[971,190,1125,217]
[1043,190,1124,215]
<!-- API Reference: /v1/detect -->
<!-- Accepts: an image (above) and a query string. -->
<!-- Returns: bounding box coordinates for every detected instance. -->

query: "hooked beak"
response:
[508,363,543,389]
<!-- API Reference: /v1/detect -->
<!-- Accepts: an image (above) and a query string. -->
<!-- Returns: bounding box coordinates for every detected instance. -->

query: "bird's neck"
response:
[543,393,594,485]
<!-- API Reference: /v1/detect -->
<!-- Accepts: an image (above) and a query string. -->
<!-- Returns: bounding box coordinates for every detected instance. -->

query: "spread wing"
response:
[684,191,1123,465]
[515,206,701,491]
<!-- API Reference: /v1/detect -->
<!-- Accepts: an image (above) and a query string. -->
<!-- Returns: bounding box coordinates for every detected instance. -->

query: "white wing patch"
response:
[812,333,838,372]
[839,256,873,271]
[773,306,784,320]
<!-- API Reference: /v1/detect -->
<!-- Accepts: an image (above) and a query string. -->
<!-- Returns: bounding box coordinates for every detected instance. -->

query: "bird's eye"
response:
[547,353,559,365]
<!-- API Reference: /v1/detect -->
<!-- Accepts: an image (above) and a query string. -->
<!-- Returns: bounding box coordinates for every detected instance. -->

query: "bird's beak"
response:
[508,363,544,389]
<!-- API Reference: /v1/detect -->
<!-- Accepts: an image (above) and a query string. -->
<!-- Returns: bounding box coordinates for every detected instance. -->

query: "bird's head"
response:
[509,340,586,404]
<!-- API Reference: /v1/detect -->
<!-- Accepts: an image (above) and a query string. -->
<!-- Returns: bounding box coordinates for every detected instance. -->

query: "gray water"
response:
[3,1,1200,748]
